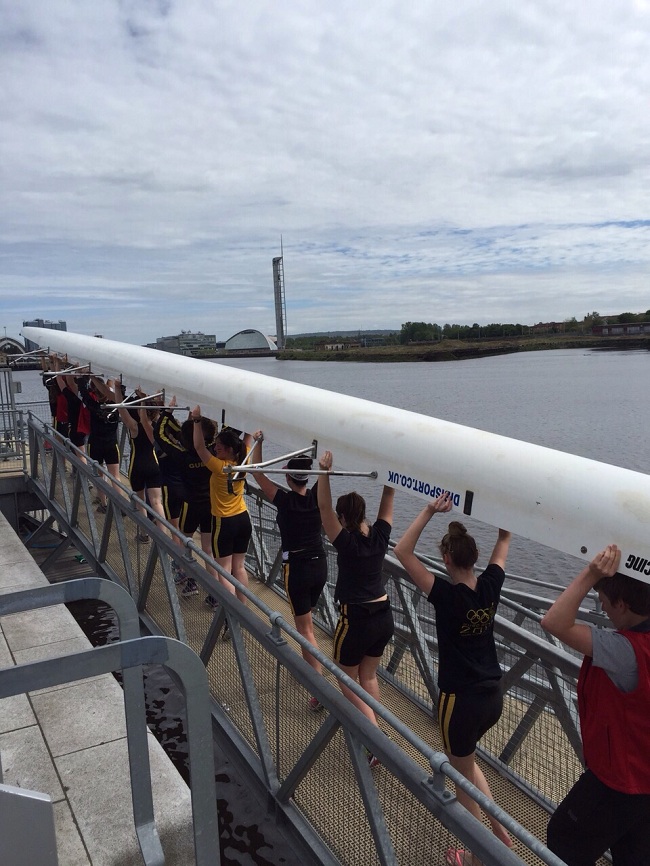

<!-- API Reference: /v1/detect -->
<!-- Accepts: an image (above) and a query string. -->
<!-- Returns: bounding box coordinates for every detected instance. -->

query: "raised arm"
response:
[251,433,277,501]
[489,529,512,570]
[317,450,342,544]
[65,363,87,397]
[91,375,113,401]
[139,406,155,444]
[394,493,453,596]
[50,355,66,393]
[190,405,212,464]
[377,485,395,526]
[541,545,621,656]
[114,380,138,437]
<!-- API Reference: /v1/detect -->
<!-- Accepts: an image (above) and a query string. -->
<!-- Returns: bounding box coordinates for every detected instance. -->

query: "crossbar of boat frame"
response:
[22,415,581,866]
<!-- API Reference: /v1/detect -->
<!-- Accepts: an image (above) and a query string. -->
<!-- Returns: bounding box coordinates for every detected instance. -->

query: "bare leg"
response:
[358,655,382,707]
[294,612,322,675]
[338,659,379,727]
[169,516,183,547]
[106,462,122,497]
[133,488,149,522]
[147,487,166,525]
[447,752,512,849]
[230,551,249,604]
[215,555,236,595]
[200,531,219,579]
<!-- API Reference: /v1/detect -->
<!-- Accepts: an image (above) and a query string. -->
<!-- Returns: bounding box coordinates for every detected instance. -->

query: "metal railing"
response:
[0,367,28,470]
[18,412,589,866]
[0,577,219,866]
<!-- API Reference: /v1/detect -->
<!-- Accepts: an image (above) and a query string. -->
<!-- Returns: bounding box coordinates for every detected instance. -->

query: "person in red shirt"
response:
[542,546,650,866]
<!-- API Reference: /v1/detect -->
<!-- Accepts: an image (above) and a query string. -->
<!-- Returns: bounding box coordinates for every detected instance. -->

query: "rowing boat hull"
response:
[23,326,650,582]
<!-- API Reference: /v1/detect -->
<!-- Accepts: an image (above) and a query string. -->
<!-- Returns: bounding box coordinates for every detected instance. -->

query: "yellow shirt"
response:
[205,452,248,517]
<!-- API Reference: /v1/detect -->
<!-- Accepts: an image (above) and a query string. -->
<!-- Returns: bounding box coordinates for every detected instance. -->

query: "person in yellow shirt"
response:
[191,406,259,608]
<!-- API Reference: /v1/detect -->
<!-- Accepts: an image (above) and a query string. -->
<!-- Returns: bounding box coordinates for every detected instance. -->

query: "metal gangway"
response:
[6,405,605,866]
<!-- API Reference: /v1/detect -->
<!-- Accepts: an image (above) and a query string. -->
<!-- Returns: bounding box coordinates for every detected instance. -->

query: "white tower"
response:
[272,244,287,350]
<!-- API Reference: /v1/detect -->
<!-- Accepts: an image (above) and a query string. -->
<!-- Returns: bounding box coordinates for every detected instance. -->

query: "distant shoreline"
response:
[275,334,650,362]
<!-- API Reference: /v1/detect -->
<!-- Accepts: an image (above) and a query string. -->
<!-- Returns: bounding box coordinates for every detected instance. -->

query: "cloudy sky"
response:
[1,1,650,346]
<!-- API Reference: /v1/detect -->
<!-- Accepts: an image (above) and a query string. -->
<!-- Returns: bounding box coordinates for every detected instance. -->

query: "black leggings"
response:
[547,769,650,866]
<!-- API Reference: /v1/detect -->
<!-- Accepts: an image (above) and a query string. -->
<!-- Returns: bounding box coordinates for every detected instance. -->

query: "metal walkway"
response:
[4,408,611,866]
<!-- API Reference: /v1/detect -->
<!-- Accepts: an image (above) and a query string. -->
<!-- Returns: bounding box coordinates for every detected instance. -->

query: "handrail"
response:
[0,579,220,866]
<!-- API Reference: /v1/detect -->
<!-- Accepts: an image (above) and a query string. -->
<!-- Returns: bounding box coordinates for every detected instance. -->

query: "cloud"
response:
[1,1,650,343]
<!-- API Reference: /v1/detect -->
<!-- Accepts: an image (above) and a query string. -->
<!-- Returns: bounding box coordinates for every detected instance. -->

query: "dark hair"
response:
[439,520,479,569]
[217,427,247,464]
[286,456,311,486]
[336,491,366,533]
[595,572,650,616]
[181,417,216,450]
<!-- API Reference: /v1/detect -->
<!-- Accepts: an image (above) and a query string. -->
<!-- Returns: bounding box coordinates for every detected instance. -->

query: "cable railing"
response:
[16,412,600,866]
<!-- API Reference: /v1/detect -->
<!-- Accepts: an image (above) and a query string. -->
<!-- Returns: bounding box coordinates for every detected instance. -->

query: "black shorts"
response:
[70,430,87,448]
[283,550,327,617]
[88,440,120,467]
[54,420,70,439]
[211,511,252,559]
[180,500,213,536]
[333,600,394,667]
[162,485,183,521]
[129,462,162,493]
[437,681,503,758]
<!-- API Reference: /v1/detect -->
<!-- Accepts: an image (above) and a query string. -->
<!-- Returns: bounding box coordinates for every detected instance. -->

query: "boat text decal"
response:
[387,470,460,506]
[625,554,650,576]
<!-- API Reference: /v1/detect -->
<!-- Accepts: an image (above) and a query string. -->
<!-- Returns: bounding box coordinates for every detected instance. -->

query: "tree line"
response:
[399,310,650,344]
[284,310,650,350]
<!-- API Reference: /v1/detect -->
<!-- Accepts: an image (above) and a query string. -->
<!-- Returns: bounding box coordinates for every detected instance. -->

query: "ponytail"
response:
[439,521,478,569]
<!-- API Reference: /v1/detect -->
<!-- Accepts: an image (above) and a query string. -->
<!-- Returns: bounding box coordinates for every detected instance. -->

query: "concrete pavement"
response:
[0,510,198,865]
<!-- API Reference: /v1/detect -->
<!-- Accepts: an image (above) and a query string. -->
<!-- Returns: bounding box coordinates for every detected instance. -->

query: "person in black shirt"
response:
[154,400,217,596]
[255,441,327,707]
[317,450,395,746]
[77,374,121,513]
[395,493,512,863]
[113,382,165,537]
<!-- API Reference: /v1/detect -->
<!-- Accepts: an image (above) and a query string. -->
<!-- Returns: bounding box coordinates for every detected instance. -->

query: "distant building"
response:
[324,341,361,351]
[146,332,217,356]
[225,330,277,354]
[0,337,26,357]
[22,319,67,352]
[530,322,566,334]
[592,322,650,336]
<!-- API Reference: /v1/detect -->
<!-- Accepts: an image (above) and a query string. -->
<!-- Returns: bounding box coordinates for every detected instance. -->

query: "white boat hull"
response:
[23,326,650,583]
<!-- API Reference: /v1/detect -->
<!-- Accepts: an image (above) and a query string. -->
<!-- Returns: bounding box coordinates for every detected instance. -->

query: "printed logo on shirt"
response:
[460,603,496,636]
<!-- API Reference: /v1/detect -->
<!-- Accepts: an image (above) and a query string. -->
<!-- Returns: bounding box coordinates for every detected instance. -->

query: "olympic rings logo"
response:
[466,608,493,625]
